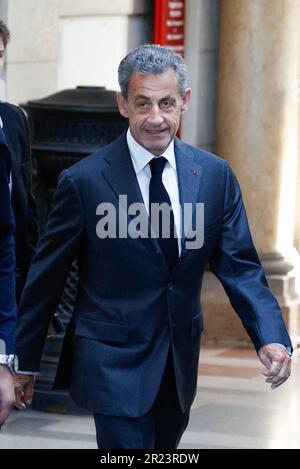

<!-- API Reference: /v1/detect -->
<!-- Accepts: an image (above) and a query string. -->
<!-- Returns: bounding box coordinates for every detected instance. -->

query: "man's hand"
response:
[13,373,35,409]
[258,343,291,389]
[0,364,15,425]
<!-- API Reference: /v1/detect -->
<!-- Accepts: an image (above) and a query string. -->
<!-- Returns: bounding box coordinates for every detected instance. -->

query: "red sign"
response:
[154,0,185,56]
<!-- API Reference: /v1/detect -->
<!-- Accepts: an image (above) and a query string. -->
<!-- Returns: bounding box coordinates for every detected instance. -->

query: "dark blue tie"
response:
[149,157,179,272]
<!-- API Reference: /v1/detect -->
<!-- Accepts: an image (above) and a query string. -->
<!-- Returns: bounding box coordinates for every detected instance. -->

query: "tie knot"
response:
[149,157,167,175]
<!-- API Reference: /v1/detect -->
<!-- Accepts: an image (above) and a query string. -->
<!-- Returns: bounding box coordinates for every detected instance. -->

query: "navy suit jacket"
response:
[0,130,16,354]
[16,133,292,416]
[0,103,38,302]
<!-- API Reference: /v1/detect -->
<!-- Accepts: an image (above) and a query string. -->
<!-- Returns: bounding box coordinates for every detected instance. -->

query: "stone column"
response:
[295,105,300,296]
[210,0,300,346]
[181,0,219,153]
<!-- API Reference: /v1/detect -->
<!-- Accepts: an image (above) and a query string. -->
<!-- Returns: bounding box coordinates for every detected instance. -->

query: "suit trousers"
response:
[93,348,190,449]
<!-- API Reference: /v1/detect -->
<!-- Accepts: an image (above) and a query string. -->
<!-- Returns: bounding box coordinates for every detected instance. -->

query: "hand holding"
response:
[258,343,291,389]
[13,373,35,409]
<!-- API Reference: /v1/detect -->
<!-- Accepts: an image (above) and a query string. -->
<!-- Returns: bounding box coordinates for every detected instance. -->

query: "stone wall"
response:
[3,0,153,104]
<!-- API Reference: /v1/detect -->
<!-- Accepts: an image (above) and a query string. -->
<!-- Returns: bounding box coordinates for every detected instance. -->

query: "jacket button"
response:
[167,283,174,291]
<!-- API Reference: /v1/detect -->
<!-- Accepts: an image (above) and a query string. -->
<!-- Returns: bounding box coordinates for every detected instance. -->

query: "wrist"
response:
[0,363,13,377]
[0,354,19,373]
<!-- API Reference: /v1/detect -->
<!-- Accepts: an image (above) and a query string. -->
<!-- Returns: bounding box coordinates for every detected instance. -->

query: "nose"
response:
[146,104,164,126]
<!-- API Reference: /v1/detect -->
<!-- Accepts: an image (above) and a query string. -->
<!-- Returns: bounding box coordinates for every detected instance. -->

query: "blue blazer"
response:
[0,131,16,354]
[16,133,292,417]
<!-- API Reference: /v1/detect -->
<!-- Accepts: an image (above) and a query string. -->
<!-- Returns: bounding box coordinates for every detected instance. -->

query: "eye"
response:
[161,99,175,109]
[137,101,150,109]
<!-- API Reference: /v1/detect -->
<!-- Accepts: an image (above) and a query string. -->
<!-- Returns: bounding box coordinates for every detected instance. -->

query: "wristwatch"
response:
[0,354,18,373]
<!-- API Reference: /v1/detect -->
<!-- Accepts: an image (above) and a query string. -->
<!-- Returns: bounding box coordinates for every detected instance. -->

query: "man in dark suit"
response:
[0,124,17,425]
[0,20,37,424]
[14,45,291,449]
[0,20,38,303]
[0,103,38,302]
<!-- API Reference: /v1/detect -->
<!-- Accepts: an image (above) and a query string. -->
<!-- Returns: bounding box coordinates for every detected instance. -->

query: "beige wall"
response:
[57,15,151,92]
[4,0,153,105]
[3,0,219,148]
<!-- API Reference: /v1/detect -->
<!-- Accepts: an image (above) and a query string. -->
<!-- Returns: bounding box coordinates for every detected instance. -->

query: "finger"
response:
[13,389,26,410]
[277,358,291,379]
[269,360,283,376]
[265,358,291,381]
[265,374,288,386]
[14,402,26,410]
[271,377,288,389]
[262,369,274,377]
[24,380,34,406]
[265,377,278,383]
[265,374,287,384]
[258,353,272,369]
[14,401,26,410]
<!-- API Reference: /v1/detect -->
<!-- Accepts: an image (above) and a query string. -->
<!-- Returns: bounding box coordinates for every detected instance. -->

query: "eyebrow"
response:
[134,95,151,101]
[134,94,175,102]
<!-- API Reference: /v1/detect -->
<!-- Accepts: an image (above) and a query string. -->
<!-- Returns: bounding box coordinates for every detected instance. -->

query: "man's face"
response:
[117,69,191,156]
[0,36,5,71]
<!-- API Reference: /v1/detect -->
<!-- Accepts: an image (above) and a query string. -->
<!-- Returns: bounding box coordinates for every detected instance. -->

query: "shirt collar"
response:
[126,128,176,175]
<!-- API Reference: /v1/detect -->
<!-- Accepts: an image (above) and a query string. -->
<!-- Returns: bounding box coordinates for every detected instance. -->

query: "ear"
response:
[181,88,192,113]
[116,92,129,118]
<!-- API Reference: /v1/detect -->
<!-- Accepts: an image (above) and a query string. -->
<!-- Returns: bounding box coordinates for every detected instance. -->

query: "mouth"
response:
[144,129,168,136]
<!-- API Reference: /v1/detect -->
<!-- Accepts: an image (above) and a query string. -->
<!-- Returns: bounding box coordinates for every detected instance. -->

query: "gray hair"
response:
[118,44,188,100]
[0,20,10,47]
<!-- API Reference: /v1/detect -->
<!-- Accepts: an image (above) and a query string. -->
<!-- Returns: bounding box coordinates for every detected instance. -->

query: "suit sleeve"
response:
[209,163,292,352]
[16,169,84,371]
[0,152,16,354]
[18,106,38,260]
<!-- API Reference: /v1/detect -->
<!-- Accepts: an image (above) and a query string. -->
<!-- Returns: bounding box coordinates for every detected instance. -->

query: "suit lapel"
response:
[174,138,203,252]
[101,134,144,209]
[101,134,161,254]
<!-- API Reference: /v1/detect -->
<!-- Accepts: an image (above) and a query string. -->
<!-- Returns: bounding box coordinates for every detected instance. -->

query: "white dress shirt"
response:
[126,129,182,254]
